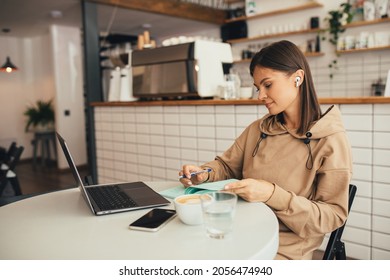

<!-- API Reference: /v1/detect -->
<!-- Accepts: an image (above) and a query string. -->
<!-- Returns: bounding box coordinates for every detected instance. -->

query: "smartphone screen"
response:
[129,208,177,232]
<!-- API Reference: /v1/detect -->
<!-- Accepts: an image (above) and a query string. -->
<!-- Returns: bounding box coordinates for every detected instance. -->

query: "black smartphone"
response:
[129,208,177,232]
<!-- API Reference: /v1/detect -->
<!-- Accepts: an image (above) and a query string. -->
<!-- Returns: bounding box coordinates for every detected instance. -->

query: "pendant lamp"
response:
[0,56,18,73]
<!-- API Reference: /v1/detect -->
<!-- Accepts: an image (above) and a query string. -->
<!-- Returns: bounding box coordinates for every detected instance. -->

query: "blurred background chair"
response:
[0,143,24,197]
[322,184,357,260]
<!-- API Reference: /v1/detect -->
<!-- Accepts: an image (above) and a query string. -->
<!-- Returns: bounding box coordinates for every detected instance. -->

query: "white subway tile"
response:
[137,154,151,165]
[347,131,372,148]
[216,127,236,140]
[343,226,371,246]
[164,113,180,125]
[151,154,165,168]
[373,216,390,234]
[181,149,198,161]
[351,180,372,198]
[179,125,197,137]
[352,147,372,165]
[352,163,372,181]
[197,138,216,151]
[165,158,181,170]
[374,166,390,183]
[217,139,234,153]
[374,115,390,131]
[150,135,165,146]
[372,248,390,260]
[198,150,217,163]
[373,199,390,218]
[179,106,196,113]
[374,104,390,115]
[150,124,164,135]
[374,132,390,149]
[164,125,180,136]
[344,242,371,260]
[373,149,390,167]
[180,114,196,125]
[149,113,164,124]
[353,196,372,214]
[196,105,214,113]
[197,113,215,126]
[373,182,390,200]
[236,114,258,127]
[163,106,179,113]
[340,104,373,114]
[216,105,235,114]
[348,212,371,230]
[164,136,180,147]
[216,114,235,127]
[236,105,257,114]
[180,137,197,149]
[165,147,181,159]
[343,115,372,131]
[373,232,390,251]
[151,146,165,157]
[196,126,215,139]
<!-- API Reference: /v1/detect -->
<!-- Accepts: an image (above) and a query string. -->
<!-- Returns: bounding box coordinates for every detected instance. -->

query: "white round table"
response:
[0,181,278,260]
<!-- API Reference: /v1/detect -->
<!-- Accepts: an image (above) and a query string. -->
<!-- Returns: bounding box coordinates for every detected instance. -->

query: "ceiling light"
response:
[0,56,18,73]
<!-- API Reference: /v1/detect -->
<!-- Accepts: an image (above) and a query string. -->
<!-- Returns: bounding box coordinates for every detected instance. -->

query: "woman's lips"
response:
[265,102,273,109]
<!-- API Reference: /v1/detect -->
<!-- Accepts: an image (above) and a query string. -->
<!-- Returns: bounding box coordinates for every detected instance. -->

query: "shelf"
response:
[227,28,322,44]
[225,1,323,23]
[337,45,390,54]
[344,17,390,28]
[233,52,324,63]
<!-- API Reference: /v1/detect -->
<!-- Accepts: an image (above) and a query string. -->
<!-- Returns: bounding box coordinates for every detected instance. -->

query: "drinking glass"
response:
[200,192,237,239]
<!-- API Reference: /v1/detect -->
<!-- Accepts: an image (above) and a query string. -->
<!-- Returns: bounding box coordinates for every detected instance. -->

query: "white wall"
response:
[0,34,55,157]
[50,25,87,170]
[0,25,87,169]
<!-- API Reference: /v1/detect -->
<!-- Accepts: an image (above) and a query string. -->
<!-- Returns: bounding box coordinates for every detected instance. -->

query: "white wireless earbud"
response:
[295,77,301,87]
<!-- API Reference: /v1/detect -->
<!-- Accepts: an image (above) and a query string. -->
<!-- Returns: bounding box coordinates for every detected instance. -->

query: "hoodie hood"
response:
[259,105,345,140]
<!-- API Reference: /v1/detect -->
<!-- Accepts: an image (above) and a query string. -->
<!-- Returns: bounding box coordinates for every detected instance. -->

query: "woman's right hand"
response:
[179,165,209,187]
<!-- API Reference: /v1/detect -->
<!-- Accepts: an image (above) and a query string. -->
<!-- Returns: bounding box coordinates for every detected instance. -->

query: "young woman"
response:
[179,40,353,260]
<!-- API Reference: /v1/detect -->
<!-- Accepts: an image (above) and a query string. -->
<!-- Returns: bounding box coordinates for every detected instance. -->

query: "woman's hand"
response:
[223,178,275,202]
[179,165,209,187]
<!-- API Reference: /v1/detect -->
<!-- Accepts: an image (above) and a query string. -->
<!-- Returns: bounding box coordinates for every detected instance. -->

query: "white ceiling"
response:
[0,0,221,39]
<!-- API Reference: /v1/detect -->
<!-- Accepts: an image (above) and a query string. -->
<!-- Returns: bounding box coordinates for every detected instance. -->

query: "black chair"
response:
[322,184,357,260]
[0,144,24,197]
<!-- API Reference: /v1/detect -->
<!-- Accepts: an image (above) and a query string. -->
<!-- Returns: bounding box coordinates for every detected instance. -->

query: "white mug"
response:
[174,194,203,225]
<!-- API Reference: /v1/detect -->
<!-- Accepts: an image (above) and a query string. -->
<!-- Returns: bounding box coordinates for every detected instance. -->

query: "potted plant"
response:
[24,99,55,132]
[322,2,353,78]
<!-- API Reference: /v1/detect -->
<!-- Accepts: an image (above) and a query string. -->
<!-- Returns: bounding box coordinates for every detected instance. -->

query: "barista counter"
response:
[91,96,390,260]
[91,96,390,107]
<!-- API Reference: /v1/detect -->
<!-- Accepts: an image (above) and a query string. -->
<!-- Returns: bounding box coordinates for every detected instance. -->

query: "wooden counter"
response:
[91,96,390,107]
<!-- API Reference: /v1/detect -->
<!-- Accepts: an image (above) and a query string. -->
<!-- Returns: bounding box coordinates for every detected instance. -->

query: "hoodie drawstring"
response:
[303,132,313,170]
[252,132,268,157]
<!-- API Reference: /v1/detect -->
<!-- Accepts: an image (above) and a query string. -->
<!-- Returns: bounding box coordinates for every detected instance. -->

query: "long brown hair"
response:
[249,40,321,135]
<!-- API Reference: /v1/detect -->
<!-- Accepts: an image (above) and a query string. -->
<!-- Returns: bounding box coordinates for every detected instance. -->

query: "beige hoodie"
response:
[202,105,353,260]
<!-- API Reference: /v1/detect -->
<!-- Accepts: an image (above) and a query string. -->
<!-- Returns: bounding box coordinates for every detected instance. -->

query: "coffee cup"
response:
[174,194,203,225]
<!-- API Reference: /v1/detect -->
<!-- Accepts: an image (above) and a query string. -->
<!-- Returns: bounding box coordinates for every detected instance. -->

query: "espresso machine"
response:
[131,40,233,99]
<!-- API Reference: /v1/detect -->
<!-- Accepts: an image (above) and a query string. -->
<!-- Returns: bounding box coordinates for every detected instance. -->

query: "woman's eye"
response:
[254,88,259,93]
[264,83,271,88]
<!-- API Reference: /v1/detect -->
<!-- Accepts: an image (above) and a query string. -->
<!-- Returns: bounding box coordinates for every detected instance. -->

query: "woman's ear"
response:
[294,69,304,88]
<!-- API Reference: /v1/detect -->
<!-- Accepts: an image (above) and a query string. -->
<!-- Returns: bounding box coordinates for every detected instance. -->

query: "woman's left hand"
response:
[223,178,275,202]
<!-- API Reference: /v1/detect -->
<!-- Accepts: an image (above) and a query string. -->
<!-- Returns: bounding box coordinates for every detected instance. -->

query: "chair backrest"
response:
[322,184,357,260]
[4,144,24,171]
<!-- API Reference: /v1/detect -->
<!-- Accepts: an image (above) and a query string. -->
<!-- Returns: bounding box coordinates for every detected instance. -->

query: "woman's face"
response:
[252,66,301,116]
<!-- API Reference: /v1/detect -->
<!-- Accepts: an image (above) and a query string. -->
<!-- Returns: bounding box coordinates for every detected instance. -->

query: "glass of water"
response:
[200,192,237,239]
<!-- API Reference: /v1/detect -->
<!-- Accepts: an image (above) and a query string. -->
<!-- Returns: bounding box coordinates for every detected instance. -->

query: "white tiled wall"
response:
[94,103,390,260]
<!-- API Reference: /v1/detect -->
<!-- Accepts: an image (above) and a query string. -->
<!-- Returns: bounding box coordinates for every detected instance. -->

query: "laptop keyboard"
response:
[87,185,138,211]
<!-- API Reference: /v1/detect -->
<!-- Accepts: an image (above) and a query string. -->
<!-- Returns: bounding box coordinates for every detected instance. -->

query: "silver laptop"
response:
[56,132,170,215]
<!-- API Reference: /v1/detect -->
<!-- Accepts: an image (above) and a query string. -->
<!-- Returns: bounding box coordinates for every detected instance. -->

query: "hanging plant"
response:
[322,2,353,78]
[324,3,353,46]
